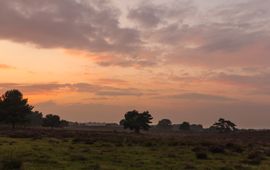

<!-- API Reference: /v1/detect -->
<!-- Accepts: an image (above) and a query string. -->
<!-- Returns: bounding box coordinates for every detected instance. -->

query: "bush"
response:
[244,151,265,165]
[225,143,244,153]
[0,156,23,170]
[209,145,225,154]
[195,152,208,160]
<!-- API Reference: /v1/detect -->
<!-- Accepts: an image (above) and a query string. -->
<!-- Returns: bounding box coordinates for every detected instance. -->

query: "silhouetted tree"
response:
[120,110,153,133]
[157,119,172,129]
[60,120,69,127]
[190,124,204,132]
[0,90,33,128]
[43,114,61,128]
[179,121,190,131]
[210,118,237,132]
[26,111,43,126]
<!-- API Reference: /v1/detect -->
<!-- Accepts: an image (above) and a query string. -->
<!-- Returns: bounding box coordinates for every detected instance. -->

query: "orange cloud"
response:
[0,64,14,69]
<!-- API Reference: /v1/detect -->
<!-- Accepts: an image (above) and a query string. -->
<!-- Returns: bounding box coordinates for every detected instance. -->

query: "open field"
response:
[0,129,270,170]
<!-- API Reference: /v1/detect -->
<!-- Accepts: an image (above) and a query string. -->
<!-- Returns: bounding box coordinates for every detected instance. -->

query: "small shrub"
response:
[144,141,156,147]
[195,152,208,160]
[192,146,207,153]
[244,151,265,165]
[220,166,234,170]
[226,143,244,153]
[70,154,88,161]
[184,163,197,170]
[209,145,225,154]
[1,156,23,170]
[85,163,101,170]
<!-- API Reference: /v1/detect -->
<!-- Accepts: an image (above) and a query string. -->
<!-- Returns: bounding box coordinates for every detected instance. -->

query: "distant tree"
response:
[120,110,153,133]
[43,114,61,128]
[157,119,172,129]
[190,124,204,132]
[179,121,190,131]
[210,118,237,132]
[60,120,69,127]
[0,90,33,128]
[119,119,125,126]
[26,111,43,126]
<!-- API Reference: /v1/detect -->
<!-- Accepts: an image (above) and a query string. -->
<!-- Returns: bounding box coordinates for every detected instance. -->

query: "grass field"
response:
[0,129,270,170]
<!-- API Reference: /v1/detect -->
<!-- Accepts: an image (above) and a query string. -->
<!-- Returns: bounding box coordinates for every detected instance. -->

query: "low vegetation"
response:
[0,129,269,169]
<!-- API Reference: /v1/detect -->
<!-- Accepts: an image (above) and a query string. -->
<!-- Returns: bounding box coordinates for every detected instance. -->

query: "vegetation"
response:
[210,118,237,132]
[179,121,191,131]
[0,129,268,169]
[120,110,153,133]
[0,90,68,128]
[157,119,172,129]
[0,90,34,128]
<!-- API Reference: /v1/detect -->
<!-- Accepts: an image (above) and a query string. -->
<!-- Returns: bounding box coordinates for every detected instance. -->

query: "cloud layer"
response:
[1,0,269,68]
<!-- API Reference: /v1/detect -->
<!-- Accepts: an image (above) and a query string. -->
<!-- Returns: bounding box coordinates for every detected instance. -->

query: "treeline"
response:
[120,110,237,133]
[0,89,68,128]
[0,89,237,133]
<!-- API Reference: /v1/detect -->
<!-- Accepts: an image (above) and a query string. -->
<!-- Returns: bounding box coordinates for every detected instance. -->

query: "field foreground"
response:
[0,128,270,170]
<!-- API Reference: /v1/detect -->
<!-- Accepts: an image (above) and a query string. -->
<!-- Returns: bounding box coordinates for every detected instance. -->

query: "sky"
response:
[0,0,270,128]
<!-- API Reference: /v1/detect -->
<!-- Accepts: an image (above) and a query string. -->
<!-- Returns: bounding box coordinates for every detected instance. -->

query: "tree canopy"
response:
[179,121,191,131]
[43,114,61,128]
[157,119,172,129]
[210,118,237,132]
[120,110,153,133]
[0,89,33,128]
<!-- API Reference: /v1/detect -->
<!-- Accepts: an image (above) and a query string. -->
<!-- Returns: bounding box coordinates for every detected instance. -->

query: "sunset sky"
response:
[0,0,270,128]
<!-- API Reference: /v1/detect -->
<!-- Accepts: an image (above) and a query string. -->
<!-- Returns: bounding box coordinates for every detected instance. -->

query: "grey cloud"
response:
[1,0,270,68]
[169,93,235,102]
[0,0,141,54]
[128,1,194,28]
[96,88,143,96]
[0,82,154,97]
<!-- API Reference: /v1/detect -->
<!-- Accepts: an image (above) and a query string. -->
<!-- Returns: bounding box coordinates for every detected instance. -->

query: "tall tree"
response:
[120,110,153,133]
[0,90,33,128]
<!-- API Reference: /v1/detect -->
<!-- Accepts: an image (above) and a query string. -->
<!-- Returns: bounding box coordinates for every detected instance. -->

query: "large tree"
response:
[120,110,153,133]
[0,90,33,128]
[210,118,237,132]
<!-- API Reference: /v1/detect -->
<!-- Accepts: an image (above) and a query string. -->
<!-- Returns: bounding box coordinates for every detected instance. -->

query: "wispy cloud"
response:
[0,64,14,69]
[169,93,236,102]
